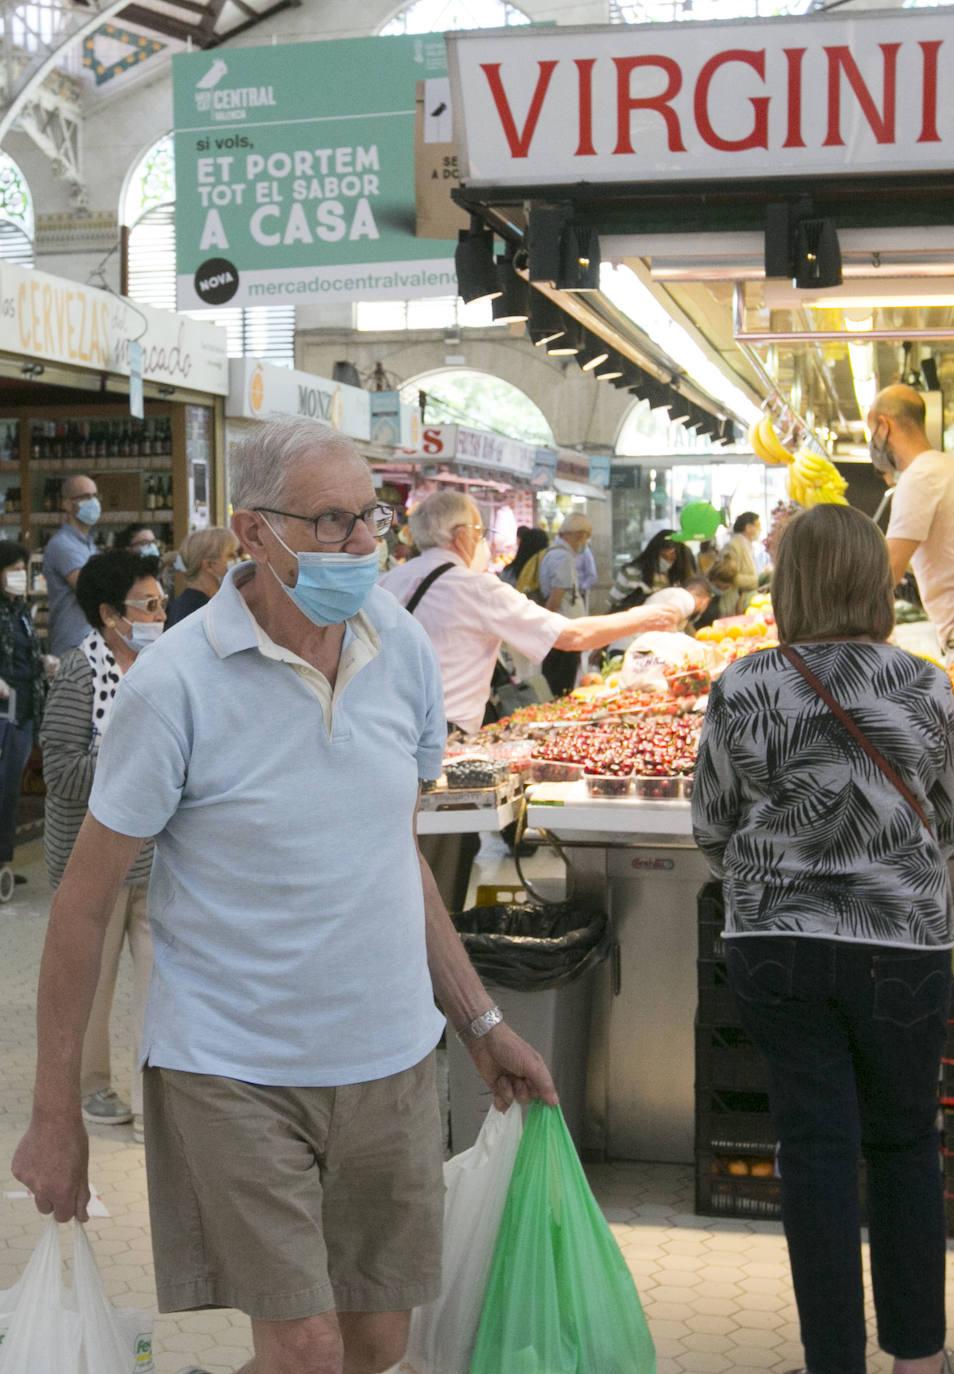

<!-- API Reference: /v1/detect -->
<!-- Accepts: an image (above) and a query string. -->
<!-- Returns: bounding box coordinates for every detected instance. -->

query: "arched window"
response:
[402,368,553,446]
[0,151,34,266]
[381,0,529,34]
[123,134,295,366]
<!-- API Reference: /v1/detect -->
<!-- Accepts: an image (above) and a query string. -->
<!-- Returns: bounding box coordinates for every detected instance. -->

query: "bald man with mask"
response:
[42,474,101,654]
[868,384,954,659]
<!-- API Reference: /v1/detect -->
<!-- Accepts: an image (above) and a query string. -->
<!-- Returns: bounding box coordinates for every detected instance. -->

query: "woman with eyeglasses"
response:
[39,549,165,1142]
[165,526,240,629]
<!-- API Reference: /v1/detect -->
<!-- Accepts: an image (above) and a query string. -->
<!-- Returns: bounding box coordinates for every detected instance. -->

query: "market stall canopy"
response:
[445,8,954,450]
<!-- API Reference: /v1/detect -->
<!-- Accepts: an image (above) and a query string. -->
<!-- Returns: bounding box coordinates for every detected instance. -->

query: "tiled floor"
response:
[1,833,951,1373]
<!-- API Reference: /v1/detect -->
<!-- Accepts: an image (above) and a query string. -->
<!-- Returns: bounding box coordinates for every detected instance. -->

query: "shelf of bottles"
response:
[25,417,175,533]
[0,419,20,527]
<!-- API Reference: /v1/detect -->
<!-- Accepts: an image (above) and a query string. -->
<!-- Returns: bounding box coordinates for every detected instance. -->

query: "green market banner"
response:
[172,36,458,310]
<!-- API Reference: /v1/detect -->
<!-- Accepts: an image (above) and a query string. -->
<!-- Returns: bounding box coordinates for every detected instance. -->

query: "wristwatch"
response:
[455,1005,503,1047]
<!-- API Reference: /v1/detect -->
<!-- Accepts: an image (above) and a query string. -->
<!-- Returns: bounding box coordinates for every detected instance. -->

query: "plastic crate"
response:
[697,882,725,961]
[696,1087,776,1155]
[940,1058,954,1104]
[696,1025,768,1093]
[696,1150,782,1219]
[697,959,741,1026]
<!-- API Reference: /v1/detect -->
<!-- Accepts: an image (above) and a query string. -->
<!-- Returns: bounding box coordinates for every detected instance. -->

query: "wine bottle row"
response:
[27,417,173,462]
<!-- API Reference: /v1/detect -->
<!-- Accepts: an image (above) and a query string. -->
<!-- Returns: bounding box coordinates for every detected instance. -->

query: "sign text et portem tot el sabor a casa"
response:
[172,37,457,310]
[445,10,952,185]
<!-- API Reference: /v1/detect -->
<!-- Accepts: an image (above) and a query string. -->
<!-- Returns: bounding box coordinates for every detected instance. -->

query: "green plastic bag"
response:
[469,1102,656,1374]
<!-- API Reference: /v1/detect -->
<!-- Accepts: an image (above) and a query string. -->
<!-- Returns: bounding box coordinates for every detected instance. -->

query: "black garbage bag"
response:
[452,902,612,991]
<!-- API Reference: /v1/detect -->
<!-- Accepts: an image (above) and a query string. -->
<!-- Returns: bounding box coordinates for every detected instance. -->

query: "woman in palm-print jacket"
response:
[692,503,954,1374]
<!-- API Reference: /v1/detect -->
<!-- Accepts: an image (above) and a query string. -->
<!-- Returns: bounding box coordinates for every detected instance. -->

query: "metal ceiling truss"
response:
[0,0,131,201]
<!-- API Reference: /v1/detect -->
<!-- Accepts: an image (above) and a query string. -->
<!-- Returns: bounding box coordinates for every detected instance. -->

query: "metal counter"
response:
[526,783,707,1166]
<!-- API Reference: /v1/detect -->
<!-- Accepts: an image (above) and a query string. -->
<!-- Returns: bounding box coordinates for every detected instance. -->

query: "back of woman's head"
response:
[773,505,893,644]
[76,549,161,630]
[510,526,549,575]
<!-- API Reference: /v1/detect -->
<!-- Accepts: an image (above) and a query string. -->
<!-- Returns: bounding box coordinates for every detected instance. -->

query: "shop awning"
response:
[551,477,608,501]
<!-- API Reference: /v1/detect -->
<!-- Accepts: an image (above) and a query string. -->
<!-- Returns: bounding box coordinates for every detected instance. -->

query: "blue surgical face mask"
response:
[261,515,379,625]
[137,542,160,558]
[76,496,101,526]
[118,617,163,654]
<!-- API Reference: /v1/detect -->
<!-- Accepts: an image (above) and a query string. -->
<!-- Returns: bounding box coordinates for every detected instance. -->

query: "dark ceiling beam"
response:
[118,4,206,41]
[195,0,227,41]
[206,0,299,45]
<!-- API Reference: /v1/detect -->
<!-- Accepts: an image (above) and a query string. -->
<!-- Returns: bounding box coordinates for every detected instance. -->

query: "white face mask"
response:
[3,569,27,597]
[470,537,491,574]
[118,618,163,653]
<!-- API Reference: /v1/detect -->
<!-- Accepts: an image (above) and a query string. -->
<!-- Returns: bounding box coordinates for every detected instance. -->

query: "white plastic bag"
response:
[0,1218,153,1373]
[397,1102,523,1374]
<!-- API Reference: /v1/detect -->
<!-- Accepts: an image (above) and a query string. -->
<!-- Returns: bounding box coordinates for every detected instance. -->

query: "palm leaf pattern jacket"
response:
[691,642,954,947]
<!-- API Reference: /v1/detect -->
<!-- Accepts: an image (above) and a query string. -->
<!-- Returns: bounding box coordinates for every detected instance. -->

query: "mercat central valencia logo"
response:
[194,58,277,120]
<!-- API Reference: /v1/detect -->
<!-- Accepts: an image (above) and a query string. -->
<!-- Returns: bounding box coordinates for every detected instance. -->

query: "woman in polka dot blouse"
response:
[39,549,166,1142]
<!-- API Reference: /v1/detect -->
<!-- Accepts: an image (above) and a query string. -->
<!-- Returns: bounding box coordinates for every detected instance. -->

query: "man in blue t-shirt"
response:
[42,474,100,654]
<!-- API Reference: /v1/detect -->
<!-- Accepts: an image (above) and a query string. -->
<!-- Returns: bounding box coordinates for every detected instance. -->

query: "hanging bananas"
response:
[785,450,849,507]
[749,414,794,466]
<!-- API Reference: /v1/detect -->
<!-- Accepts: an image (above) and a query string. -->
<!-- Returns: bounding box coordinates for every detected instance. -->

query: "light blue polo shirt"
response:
[42,523,97,654]
[88,567,447,1086]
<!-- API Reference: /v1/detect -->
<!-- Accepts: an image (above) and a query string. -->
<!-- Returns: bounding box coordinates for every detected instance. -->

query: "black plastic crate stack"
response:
[939,1020,954,1236]
[695,881,781,1220]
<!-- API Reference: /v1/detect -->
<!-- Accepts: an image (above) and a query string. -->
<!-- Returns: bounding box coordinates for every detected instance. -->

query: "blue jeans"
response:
[726,936,951,1374]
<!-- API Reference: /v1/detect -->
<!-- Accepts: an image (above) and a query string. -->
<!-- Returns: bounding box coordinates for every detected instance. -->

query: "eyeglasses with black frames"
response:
[256,502,395,545]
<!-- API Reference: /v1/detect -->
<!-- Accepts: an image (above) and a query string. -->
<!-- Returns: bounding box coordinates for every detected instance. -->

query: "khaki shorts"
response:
[142,1053,445,1321]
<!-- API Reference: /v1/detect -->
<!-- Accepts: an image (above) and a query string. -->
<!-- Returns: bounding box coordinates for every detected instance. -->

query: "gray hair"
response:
[560,512,592,536]
[229,417,362,512]
[409,490,478,550]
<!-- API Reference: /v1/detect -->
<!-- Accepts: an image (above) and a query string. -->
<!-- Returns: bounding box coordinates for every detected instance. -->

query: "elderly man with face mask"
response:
[380,491,680,738]
[868,383,954,661]
[381,493,680,907]
[13,418,558,1374]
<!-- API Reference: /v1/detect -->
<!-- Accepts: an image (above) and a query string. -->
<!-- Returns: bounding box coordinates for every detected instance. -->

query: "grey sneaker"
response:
[82,1088,132,1125]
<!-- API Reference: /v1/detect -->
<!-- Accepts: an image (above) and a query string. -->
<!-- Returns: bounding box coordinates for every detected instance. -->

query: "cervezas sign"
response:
[446,11,951,185]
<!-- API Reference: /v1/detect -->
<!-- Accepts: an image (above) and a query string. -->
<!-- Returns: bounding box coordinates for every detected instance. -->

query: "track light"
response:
[765,201,842,289]
[491,246,529,324]
[527,291,565,347]
[577,334,610,372]
[556,222,601,291]
[547,317,583,357]
[668,392,691,423]
[594,351,625,381]
[794,218,842,289]
[455,216,501,304]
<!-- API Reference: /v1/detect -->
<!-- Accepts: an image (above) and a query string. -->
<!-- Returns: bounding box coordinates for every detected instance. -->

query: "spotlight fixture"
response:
[922,356,940,391]
[668,393,691,423]
[527,206,568,284]
[547,317,583,357]
[765,200,842,289]
[794,218,842,289]
[577,334,610,372]
[593,351,625,381]
[610,361,642,390]
[527,291,566,347]
[556,222,601,292]
[491,246,529,324]
[454,215,501,304]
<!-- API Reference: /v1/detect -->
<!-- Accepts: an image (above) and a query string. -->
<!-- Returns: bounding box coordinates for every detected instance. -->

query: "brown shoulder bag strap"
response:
[778,643,934,836]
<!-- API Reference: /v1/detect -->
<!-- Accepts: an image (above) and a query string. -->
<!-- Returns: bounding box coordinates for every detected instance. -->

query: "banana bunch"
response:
[748,414,793,466]
[785,450,849,508]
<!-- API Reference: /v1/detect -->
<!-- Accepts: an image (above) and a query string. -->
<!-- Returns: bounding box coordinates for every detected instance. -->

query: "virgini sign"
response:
[445,10,952,186]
